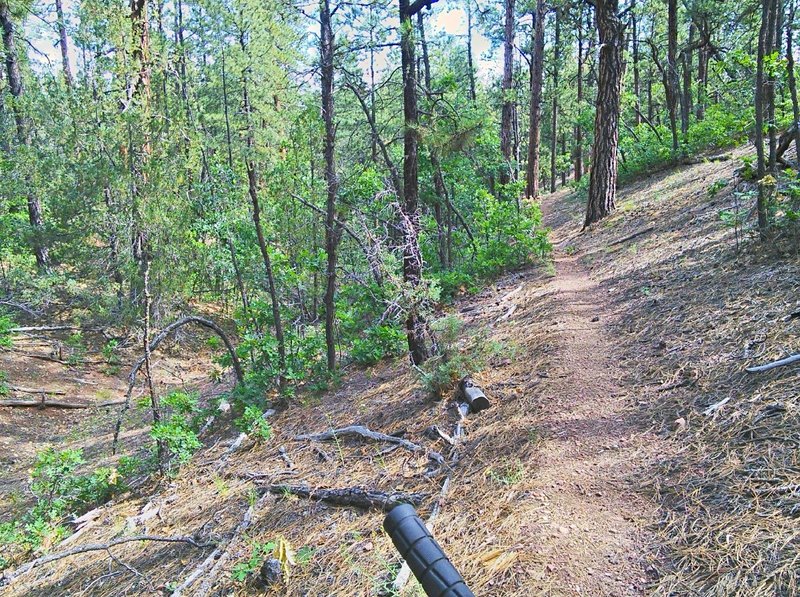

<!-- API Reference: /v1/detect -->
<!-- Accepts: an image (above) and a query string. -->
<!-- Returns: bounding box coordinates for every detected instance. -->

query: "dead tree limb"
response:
[0,398,126,409]
[608,226,656,247]
[0,535,213,588]
[171,494,270,597]
[262,484,425,510]
[112,315,243,454]
[746,353,800,373]
[294,425,432,456]
[9,385,66,395]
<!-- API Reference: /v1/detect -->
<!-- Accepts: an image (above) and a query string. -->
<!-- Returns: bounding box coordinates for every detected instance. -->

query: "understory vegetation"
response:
[0,0,799,594]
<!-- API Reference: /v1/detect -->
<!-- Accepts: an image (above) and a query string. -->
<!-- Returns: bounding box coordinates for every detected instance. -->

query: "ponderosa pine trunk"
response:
[0,0,50,270]
[54,0,73,87]
[575,5,584,182]
[526,0,545,199]
[550,6,560,193]
[418,12,450,268]
[787,0,800,162]
[584,0,624,229]
[466,0,477,103]
[680,23,694,136]
[399,0,439,366]
[320,0,341,372]
[667,0,679,151]
[632,0,640,126]
[499,0,515,186]
[755,0,775,240]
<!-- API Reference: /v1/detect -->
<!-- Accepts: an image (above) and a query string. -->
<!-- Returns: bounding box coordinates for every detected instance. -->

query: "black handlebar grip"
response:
[383,504,474,597]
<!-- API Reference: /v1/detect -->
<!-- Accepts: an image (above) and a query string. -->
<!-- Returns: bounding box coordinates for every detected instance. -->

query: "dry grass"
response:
[3,267,554,596]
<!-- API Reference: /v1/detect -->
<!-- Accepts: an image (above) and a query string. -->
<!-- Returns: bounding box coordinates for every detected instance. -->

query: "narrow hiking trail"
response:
[518,194,663,596]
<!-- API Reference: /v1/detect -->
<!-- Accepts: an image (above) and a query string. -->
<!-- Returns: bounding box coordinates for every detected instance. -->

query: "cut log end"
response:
[457,377,491,413]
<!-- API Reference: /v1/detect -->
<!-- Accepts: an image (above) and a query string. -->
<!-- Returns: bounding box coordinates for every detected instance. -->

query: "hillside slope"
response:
[3,148,799,596]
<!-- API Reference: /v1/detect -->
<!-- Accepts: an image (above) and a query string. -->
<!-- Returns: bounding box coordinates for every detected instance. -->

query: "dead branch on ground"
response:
[0,535,213,588]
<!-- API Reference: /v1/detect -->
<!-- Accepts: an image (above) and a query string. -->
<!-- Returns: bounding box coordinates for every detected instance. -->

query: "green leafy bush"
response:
[235,405,273,442]
[150,391,202,467]
[0,311,15,348]
[350,324,406,366]
[416,315,486,398]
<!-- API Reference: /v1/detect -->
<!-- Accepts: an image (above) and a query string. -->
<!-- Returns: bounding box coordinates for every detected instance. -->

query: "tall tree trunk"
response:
[550,7,561,193]
[466,0,477,103]
[499,0,516,186]
[667,0,679,151]
[526,0,545,198]
[0,62,7,152]
[680,23,694,135]
[632,0,640,125]
[575,5,584,182]
[0,0,50,270]
[755,0,775,240]
[54,0,73,87]
[696,21,708,120]
[320,0,341,372]
[584,0,624,228]
[787,0,800,162]
[241,36,288,391]
[399,0,437,366]
[767,0,779,173]
[419,12,450,266]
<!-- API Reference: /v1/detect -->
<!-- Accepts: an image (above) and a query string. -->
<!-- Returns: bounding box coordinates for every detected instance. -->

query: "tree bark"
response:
[755,0,775,240]
[398,0,438,366]
[680,23,694,135]
[320,0,341,372]
[466,0,477,103]
[550,6,561,193]
[0,0,50,270]
[54,0,73,87]
[787,0,800,162]
[632,0,640,125]
[526,0,545,199]
[575,5,584,182]
[584,0,624,229]
[499,0,516,186]
[667,0,679,151]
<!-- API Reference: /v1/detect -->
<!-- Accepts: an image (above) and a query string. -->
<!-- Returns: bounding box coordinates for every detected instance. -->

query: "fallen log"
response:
[261,484,425,510]
[0,535,213,588]
[0,398,127,409]
[9,385,67,395]
[746,353,800,373]
[458,378,491,413]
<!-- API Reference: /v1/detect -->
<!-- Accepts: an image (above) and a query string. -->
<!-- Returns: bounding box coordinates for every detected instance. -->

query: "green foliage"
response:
[231,540,276,582]
[0,447,125,563]
[150,392,202,467]
[235,405,273,442]
[350,325,406,366]
[416,315,485,398]
[0,311,15,348]
[0,370,8,396]
[707,179,728,198]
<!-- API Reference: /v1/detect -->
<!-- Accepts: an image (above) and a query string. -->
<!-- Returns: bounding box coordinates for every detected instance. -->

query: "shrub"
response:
[416,315,486,398]
[150,391,202,467]
[350,324,406,366]
[235,405,273,442]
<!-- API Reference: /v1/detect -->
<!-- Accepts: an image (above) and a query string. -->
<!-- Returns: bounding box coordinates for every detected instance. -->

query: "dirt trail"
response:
[520,194,661,596]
